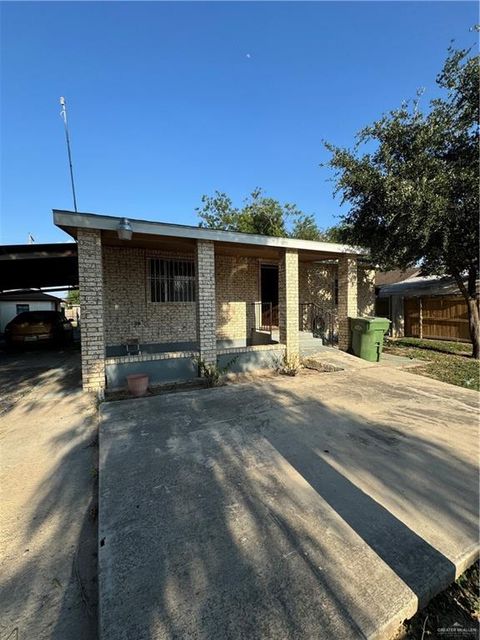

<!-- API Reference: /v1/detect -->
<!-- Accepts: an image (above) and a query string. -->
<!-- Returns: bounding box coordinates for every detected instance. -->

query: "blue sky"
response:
[1,1,477,244]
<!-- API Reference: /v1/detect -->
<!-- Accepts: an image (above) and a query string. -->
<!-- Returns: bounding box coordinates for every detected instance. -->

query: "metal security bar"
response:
[149,258,196,302]
[299,302,338,346]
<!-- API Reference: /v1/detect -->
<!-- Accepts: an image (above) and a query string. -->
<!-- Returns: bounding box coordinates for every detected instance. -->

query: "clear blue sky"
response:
[1,1,476,244]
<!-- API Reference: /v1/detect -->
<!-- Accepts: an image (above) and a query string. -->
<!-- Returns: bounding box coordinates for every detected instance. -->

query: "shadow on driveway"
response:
[98,368,479,639]
[0,345,98,640]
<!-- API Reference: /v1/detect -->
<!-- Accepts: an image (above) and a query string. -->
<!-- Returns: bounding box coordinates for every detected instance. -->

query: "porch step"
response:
[299,331,324,356]
[299,331,314,340]
[299,331,322,343]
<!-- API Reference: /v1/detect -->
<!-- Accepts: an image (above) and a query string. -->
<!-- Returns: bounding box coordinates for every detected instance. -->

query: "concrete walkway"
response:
[302,344,424,373]
[99,366,479,640]
[0,349,98,640]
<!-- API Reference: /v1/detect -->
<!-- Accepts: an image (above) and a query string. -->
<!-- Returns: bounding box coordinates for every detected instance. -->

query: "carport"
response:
[0,242,78,291]
[0,242,80,388]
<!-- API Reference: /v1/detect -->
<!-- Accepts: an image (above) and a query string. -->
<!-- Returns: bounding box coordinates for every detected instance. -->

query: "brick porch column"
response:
[196,240,216,366]
[279,249,299,359]
[338,255,358,351]
[77,229,106,394]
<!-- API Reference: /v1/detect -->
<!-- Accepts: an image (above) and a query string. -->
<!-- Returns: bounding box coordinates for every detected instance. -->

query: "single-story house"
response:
[53,210,375,394]
[375,268,420,289]
[0,289,62,332]
[376,274,477,342]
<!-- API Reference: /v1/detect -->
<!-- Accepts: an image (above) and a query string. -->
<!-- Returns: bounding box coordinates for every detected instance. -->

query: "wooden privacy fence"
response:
[404,295,471,342]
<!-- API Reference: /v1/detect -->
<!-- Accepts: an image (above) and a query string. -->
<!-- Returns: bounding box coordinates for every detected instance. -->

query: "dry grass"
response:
[384,338,479,391]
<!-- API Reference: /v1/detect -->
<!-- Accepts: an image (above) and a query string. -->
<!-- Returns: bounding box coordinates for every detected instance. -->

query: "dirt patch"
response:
[396,561,479,639]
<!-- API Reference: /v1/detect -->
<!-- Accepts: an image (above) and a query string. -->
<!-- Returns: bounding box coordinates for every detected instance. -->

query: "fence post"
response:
[419,297,423,339]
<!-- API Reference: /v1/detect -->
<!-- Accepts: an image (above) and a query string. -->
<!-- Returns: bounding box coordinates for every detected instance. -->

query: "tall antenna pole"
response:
[59,96,78,212]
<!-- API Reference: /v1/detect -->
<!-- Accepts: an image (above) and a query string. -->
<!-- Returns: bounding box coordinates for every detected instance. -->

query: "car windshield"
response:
[13,311,59,324]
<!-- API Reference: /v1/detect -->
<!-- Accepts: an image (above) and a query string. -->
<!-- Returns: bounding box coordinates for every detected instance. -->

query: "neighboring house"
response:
[53,210,375,394]
[376,274,477,342]
[62,303,81,323]
[375,268,420,289]
[0,289,62,332]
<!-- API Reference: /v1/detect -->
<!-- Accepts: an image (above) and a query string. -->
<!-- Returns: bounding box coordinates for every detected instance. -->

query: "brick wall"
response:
[299,263,374,312]
[299,263,337,305]
[102,246,197,346]
[357,267,375,316]
[196,240,216,365]
[338,256,358,350]
[103,246,273,348]
[215,255,259,341]
[279,249,299,357]
[77,229,106,393]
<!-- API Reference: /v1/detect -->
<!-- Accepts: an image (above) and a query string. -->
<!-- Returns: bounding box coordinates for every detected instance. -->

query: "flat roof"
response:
[0,289,63,302]
[53,209,367,256]
[0,242,78,290]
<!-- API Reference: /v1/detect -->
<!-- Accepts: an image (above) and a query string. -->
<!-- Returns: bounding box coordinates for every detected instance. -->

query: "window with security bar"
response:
[148,258,196,302]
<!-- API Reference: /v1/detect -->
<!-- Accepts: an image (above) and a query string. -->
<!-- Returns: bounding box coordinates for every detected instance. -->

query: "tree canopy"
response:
[66,289,80,305]
[197,188,338,242]
[324,44,479,356]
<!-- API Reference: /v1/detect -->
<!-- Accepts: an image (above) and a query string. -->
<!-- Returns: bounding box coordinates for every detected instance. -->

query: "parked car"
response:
[5,311,73,348]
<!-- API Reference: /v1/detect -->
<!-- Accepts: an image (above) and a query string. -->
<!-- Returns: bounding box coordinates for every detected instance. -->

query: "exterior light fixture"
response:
[117,217,133,240]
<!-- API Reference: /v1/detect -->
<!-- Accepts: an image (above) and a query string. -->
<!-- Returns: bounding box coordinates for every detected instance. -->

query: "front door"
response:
[260,264,279,327]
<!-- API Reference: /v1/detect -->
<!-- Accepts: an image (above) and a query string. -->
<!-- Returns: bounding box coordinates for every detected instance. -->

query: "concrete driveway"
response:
[99,366,479,640]
[0,347,98,640]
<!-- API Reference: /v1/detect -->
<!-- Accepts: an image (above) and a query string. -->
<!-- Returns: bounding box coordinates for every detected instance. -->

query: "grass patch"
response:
[384,338,479,391]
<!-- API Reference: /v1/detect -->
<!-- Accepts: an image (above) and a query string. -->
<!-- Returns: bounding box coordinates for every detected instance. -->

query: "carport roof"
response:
[0,243,78,291]
[0,289,63,302]
[53,209,367,257]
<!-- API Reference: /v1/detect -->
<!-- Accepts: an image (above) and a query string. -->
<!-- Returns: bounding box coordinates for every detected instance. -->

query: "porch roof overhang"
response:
[53,210,368,260]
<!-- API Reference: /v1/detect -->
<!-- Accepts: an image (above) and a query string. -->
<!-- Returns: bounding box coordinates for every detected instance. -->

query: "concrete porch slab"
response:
[98,367,479,640]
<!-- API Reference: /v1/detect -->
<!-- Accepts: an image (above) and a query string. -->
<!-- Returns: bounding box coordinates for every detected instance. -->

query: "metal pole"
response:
[59,97,78,212]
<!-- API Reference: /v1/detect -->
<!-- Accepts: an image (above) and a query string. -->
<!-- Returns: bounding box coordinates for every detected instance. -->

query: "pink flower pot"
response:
[127,373,149,397]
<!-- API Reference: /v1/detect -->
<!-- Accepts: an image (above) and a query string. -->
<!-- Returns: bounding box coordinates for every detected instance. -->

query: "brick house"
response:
[53,210,374,394]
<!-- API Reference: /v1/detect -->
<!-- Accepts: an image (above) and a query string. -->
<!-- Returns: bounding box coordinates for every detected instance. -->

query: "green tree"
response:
[290,214,323,240]
[290,215,343,242]
[324,45,479,357]
[66,289,80,305]
[197,188,336,241]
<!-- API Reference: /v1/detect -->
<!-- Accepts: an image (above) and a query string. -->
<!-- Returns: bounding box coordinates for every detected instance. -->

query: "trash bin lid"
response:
[349,316,391,331]
[368,316,391,329]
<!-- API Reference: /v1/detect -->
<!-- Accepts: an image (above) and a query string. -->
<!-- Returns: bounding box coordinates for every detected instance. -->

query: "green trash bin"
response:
[350,316,391,362]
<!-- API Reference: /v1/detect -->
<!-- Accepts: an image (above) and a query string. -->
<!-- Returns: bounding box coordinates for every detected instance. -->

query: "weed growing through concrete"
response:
[278,353,302,376]
[193,356,237,387]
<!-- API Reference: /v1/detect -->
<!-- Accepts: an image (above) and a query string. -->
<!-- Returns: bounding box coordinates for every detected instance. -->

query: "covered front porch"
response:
[53,210,373,393]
